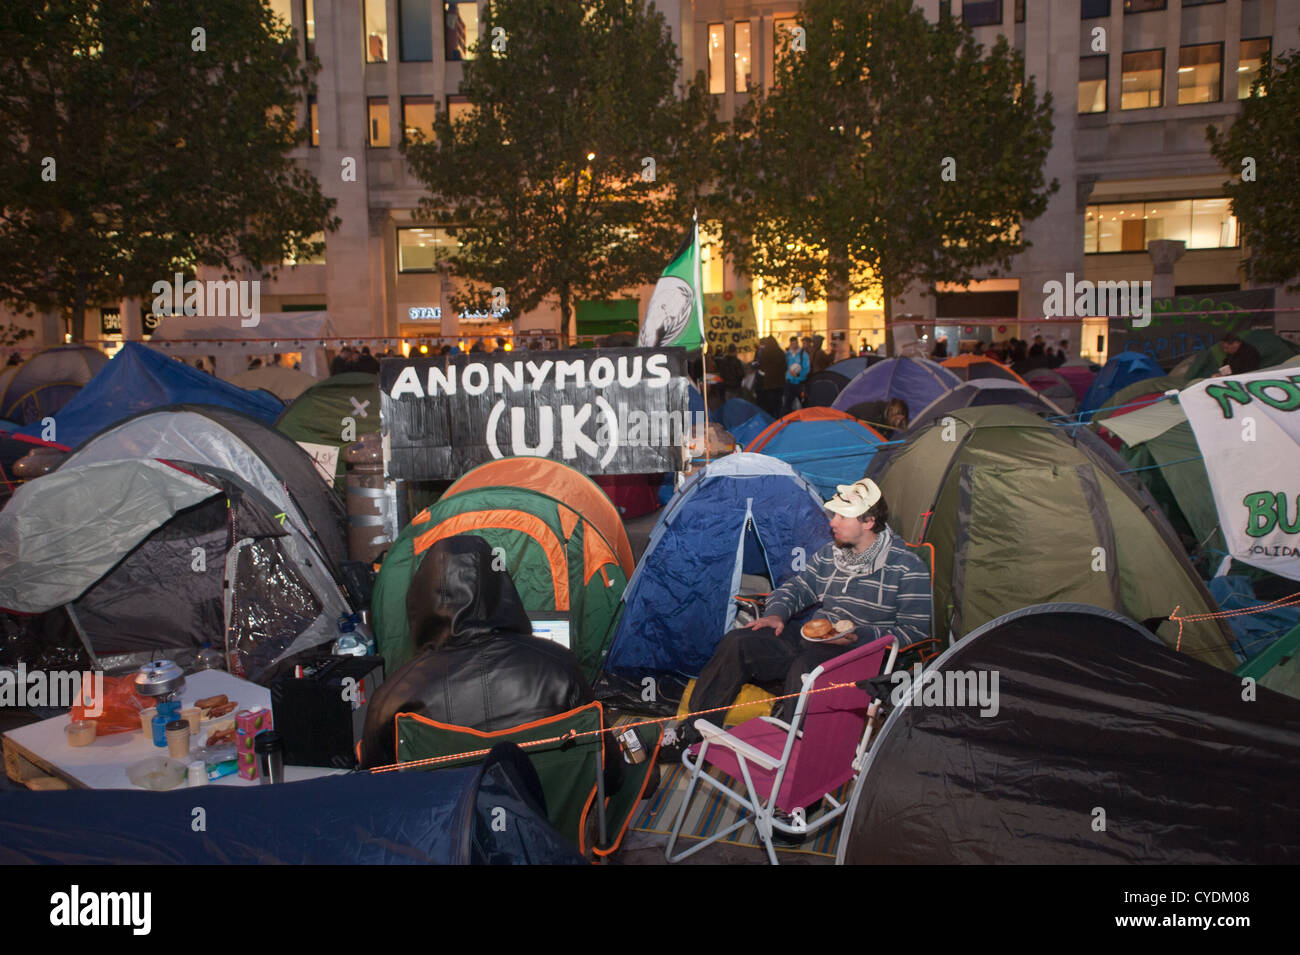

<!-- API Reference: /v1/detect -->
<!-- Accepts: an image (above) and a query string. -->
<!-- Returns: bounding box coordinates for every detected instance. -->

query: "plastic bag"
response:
[71,675,153,735]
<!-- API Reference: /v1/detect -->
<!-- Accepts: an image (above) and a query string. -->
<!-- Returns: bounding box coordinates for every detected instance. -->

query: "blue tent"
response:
[1079,351,1164,416]
[17,342,283,447]
[720,398,774,447]
[603,453,831,686]
[747,410,886,497]
[832,357,960,419]
[0,744,585,865]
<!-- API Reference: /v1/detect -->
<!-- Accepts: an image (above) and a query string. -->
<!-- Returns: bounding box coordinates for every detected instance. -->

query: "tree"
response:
[404,0,721,344]
[1208,46,1300,291]
[0,0,338,338]
[717,0,1056,353]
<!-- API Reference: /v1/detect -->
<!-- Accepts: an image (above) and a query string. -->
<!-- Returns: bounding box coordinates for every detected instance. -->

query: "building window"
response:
[445,2,478,61]
[302,0,315,59]
[1181,0,1223,6]
[307,95,319,146]
[398,227,460,272]
[368,97,391,147]
[1239,38,1270,99]
[1081,0,1109,17]
[284,231,327,265]
[1178,43,1222,104]
[402,96,436,143]
[708,23,725,94]
[1015,0,1025,22]
[400,0,434,62]
[267,0,293,33]
[774,16,798,62]
[364,0,387,62]
[1121,50,1163,109]
[1085,198,1238,253]
[1123,0,1165,11]
[447,94,474,124]
[1078,55,1108,113]
[735,21,752,93]
[963,0,1002,27]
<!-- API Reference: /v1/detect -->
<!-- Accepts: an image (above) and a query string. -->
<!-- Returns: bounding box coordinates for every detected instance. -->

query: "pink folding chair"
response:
[665,634,898,865]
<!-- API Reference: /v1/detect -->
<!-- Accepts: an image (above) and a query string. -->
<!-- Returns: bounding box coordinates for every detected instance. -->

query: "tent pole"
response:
[63,604,101,670]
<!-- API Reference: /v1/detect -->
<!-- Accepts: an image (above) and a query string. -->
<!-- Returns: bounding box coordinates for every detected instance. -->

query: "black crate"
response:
[270,655,384,769]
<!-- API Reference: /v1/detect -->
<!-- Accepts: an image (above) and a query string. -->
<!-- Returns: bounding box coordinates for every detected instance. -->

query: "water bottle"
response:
[333,613,367,656]
[195,643,224,671]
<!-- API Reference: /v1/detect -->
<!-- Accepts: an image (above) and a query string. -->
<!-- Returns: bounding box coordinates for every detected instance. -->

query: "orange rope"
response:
[1167,589,1300,652]
[367,679,868,775]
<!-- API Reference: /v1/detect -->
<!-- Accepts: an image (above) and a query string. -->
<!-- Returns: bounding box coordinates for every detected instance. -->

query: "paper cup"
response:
[140,707,158,735]
[181,707,201,735]
[165,719,191,759]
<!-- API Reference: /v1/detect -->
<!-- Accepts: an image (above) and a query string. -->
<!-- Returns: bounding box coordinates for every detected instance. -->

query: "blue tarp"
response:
[750,415,885,497]
[1208,576,1300,664]
[832,357,960,419]
[0,744,585,865]
[17,342,283,448]
[1079,351,1164,416]
[720,398,774,447]
[604,454,831,679]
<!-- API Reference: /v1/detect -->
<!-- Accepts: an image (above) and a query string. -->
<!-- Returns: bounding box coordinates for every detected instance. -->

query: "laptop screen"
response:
[531,619,571,649]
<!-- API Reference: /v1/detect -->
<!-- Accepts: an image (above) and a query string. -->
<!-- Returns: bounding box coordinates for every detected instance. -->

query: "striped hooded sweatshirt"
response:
[765,526,932,648]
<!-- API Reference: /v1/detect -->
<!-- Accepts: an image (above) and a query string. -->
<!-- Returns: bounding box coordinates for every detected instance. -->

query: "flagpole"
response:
[694,209,711,466]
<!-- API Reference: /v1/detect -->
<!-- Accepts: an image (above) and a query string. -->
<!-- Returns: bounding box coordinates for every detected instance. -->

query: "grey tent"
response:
[907,379,1065,429]
[0,455,350,682]
[838,603,1300,865]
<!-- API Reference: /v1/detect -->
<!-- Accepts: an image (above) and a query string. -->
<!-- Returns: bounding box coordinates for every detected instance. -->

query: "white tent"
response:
[147,311,337,378]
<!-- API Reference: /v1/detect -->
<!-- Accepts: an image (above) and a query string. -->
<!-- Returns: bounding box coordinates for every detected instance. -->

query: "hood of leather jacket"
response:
[406,534,533,651]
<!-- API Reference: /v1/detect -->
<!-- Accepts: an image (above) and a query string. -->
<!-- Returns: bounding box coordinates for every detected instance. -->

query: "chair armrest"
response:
[693,719,782,771]
[758,716,801,738]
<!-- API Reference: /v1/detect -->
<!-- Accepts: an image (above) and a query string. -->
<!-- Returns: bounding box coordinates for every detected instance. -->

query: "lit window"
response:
[302,0,315,59]
[307,96,319,146]
[285,232,327,266]
[1078,55,1107,114]
[446,2,479,61]
[1121,49,1163,110]
[402,96,436,143]
[447,95,474,124]
[774,16,798,63]
[398,227,461,272]
[1188,198,1237,249]
[1085,199,1238,253]
[400,0,434,62]
[708,24,725,94]
[368,98,390,147]
[267,0,293,34]
[734,21,752,94]
[1239,38,1270,99]
[1178,43,1221,104]
[1123,0,1165,12]
[364,0,387,62]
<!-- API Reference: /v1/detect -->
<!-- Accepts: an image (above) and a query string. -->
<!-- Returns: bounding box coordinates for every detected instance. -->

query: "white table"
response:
[2,670,346,790]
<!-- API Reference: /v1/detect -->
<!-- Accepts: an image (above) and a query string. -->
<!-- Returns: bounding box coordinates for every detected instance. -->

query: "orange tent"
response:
[941,354,1030,387]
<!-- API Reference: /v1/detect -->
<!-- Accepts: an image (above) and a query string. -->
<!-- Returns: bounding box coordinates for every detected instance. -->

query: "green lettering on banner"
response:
[1280,492,1300,535]
[1244,492,1277,538]
[1246,378,1300,412]
[1208,380,1252,419]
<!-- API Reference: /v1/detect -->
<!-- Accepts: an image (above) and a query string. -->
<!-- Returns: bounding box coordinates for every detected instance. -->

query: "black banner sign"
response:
[1108,288,1274,370]
[380,348,692,479]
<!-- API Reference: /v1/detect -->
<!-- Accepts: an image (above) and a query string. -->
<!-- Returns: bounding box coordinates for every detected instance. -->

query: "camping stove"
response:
[134,659,187,705]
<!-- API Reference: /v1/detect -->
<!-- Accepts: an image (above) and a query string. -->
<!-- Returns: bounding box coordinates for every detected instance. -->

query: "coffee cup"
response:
[165,719,191,759]
[140,707,158,735]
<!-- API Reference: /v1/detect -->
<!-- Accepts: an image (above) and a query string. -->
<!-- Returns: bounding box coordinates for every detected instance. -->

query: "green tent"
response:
[1237,623,1300,701]
[867,405,1237,670]
[1172,329,1300,381]
[275,373,380,493]
[1092,374,1193,420]
[373,484,629,682]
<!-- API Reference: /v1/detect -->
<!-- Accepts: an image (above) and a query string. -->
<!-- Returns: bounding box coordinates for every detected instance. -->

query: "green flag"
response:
[638,219,705,350]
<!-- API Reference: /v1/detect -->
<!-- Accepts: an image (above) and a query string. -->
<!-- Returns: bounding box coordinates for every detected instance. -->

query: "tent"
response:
[600,453,831,701]
[1021,367,1079,414]
[802,370,851,407]
[0,456,349,681]
[14,342,282,450]
[1173,328,1300,380]
[831,357,961,421]
[1079,351,1164,416]
[865,404,1237,668]
[0,744,585,865]
[227,364,318,401]
[593,474,663,520]
[373,458,632,681]
[838,604,1300,865]
[149,310,337,378]
[908,379,1064,429]
[0,344,106,425]
[719,398,774,448]
[1091,373,1190,423]
[744,407,886,497]
[275,372,381,492]
[940,354,1029,386]
[827,356,872,379]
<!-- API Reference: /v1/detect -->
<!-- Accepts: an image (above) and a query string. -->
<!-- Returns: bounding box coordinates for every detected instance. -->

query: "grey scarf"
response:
[832,527,889,576]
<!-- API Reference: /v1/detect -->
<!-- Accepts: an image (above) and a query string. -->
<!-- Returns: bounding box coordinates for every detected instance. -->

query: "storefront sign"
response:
[381,348,690,478]
[407,306,442,320]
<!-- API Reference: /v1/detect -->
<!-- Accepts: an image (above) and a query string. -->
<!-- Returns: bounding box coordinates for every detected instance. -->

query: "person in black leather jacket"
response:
[359,535,621,791]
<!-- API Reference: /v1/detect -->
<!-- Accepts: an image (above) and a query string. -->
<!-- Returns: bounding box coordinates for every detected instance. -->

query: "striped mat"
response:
[629,760,849,859]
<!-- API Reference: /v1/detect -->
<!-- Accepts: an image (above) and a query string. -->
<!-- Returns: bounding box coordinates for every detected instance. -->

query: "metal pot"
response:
[134,660,186,699]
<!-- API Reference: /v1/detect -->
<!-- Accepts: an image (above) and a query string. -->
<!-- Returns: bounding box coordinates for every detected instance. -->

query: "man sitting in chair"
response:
[664,479,932,753]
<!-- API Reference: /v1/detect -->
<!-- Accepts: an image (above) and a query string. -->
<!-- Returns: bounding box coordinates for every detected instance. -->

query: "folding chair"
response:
[665,634,898,865]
